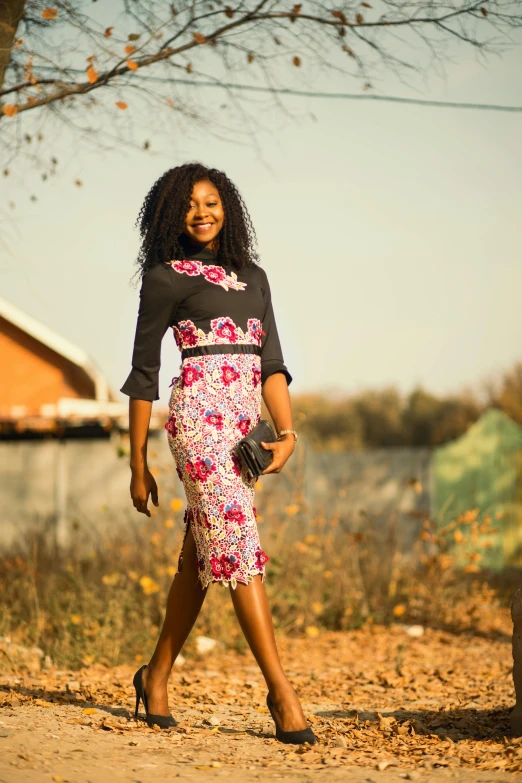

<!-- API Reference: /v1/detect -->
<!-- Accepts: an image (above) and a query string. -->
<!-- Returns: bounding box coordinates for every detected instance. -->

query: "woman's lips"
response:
[192,223,213,232]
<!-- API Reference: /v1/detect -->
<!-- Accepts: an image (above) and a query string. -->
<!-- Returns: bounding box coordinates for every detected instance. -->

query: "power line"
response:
[153,78,522,112]
[29,66,522,112]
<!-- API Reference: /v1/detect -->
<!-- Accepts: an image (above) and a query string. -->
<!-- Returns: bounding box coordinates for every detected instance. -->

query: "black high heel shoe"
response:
[266,693,316,745]
[133,665,177,729]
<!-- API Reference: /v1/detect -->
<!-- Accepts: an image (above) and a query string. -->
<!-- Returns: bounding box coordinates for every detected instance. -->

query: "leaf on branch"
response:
[128,33,141,41]
[247,53,255,63]
[361,2,372,7]
[143,140,150,150]
[125,45,136,55]
[290,4,301,21]
[115,101,128,110]
[42,8,58,20]
[480,6,488,15]
[343,44,355,56]
[331,10,347,24]
[225,7,234,17]
[3,105,18,118]
[274,36,281,45]
[87,65,99,83]
[104,27,113,38]
[193,32,206,44]
[75,179,83,187]
[186,63,193,73]
[292,55,301,67]
[356,13,364,24]
[127,59,139,71]
[166,98,175,106]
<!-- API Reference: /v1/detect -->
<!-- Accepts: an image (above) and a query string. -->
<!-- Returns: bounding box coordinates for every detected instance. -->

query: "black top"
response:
[121,245,291,401]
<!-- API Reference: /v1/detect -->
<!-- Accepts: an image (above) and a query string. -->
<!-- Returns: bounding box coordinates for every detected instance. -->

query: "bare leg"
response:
[230,576,307,732]
[143,525,207,715]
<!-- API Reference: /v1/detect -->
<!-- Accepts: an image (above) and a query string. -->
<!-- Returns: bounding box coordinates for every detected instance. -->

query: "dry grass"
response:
[0,496,517,671]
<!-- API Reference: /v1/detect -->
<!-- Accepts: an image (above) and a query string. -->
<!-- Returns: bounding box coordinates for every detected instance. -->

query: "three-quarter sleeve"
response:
[121,265,179,401]
[259,267,292,386]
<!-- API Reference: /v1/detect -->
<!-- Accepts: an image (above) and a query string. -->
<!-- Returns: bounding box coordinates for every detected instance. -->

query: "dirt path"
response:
[1,626,520,782]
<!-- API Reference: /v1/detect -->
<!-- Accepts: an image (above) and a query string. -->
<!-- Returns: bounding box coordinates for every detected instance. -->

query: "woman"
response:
[121,163,315,745]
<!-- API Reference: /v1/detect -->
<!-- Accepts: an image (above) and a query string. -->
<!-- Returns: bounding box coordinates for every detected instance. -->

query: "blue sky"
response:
[1,25,521,406]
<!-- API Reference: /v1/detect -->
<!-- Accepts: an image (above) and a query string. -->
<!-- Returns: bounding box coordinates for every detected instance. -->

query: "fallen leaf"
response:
[115,101,128,110]
[42,8,58,20]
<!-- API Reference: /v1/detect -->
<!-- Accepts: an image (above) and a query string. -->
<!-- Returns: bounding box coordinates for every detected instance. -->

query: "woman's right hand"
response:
[130,467,159,517]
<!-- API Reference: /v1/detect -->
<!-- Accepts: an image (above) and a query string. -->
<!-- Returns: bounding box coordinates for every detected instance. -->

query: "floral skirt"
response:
[167,352,269,589]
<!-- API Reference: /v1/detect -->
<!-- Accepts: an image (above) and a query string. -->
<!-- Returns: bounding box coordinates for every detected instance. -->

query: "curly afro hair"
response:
[135,163,259,277]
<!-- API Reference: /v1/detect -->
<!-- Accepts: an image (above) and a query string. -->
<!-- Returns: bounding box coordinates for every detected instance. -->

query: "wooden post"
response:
[511,587,522,736]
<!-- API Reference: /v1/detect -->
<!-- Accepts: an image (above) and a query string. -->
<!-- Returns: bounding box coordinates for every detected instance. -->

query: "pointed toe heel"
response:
[266,694,316,745]
[133,665,177,729]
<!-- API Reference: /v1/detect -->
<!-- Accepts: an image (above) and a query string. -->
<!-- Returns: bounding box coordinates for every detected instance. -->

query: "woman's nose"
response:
[194,204,208,219]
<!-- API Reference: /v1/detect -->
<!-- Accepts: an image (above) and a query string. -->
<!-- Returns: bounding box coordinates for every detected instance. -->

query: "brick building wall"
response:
[0,316,96,417]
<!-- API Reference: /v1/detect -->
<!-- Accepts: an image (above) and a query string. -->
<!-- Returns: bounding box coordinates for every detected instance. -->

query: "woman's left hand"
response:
[260,436,295,474]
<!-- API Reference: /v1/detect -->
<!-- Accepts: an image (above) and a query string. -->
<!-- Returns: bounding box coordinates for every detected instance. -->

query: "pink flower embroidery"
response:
[176,320,199,348]
[211,553,238,579]
[247,318,265,346]
[185,460,197,481]
[170,260,247,291]
[255,549,269,569]
[252,368,262,387]
[231,453,242,477]
[165,413,178,438]
[220,500,246,525]
[203,409,223,430]
[172,259,202,276]
[236,413,251,436]
[211,317,238,343]
[193,456,216,482]
[210,556,223,578]
[182,363,203,386]
[221,362,240,386]
[173,327,183,350]
[202,265,226,285]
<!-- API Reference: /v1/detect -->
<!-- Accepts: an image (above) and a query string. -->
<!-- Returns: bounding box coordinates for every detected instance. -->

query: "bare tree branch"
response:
[0,0,520,166]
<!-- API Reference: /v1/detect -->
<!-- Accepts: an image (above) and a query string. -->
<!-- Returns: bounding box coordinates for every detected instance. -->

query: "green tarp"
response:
[433,408,522,569]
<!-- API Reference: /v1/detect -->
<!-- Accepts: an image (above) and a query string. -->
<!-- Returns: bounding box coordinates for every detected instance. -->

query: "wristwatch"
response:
[278,429,297,442]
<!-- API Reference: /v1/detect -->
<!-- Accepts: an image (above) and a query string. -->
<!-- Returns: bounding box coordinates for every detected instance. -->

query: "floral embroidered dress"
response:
[121,245,291,589]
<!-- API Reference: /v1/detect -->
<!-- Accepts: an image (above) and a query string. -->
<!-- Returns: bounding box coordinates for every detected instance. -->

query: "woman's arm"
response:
[261,372,295,474]
[129,398,159,516]
[122,266,180,516]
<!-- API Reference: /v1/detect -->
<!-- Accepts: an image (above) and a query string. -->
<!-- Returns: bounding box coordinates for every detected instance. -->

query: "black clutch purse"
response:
[235,419,277,478]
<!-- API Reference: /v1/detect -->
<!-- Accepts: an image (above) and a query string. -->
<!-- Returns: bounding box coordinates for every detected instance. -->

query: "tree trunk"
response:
[511,587,522,736]
[0,0,26,93]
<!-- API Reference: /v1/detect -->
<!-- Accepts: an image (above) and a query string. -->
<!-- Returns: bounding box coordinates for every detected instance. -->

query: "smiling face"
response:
[183,179,224,249]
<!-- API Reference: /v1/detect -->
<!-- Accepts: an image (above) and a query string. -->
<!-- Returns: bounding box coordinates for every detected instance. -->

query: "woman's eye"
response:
[207,202,217,207]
